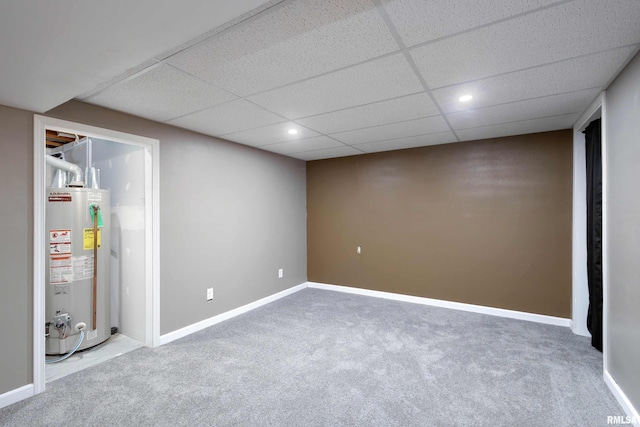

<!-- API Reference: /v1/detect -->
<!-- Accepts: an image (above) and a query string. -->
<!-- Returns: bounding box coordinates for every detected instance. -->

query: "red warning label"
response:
[48,192,72,202]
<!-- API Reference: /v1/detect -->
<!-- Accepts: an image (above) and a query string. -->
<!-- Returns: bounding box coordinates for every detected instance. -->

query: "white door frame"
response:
[571,92,607,364]
[33,115,160,394]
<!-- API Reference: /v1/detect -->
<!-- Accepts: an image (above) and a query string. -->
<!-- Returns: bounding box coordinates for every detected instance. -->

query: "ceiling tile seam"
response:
[229,48,407,101]
[211,101,318,137]
[258,134,347,150]
[445,86,603,115]
[293,144,367,157]
[78,0,290,102]
[77,0,576,104]
[314,113,444,137]
[303,135,367,154]
[234,97,303,125]
[163,63,243,97]
[452,112,580,132]
[372,0,460,142]
[163,95,296,129]
[291,90,427,123]
[208,92,410,140]
[312,136,362,153]
[136,65,250,123]
[249,135,342,150]
[152,0,291,62]
[160,97,264,124]
[263,146,344,155]
[75,58,161,100]
[429,43,640,92]
[78,60,162,101]
[154,2,408,100]
[399,0,576,51]
[75,0,577,107]
[80,62,244,121]
[348,130,454,146]
[260,142,348,156]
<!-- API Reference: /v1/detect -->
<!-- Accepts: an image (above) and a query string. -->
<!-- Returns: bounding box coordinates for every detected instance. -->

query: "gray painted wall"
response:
[0,100,307,395]
[0,105,33,394]
[605,51,640,412]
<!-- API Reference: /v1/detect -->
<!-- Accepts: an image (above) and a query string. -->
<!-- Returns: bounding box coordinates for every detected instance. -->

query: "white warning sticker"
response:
[87,329,98,341]
[72,255,94,281]
[50,242,71,255]
[49,229,71,255]
[88,192,102,201]
[50,255,73,284]
[50,229,71,243]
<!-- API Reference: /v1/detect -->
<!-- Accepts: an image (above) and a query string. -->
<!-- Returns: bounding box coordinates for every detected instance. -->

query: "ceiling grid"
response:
[3,0,640,160]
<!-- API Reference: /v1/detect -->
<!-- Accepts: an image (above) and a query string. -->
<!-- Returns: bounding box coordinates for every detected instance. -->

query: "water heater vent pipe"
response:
[45,155,84,187]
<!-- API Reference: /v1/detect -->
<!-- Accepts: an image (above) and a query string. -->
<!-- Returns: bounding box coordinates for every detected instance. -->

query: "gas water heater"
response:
[45,155,111,355]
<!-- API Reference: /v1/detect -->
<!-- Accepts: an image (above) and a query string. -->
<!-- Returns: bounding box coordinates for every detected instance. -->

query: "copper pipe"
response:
[92,205,99,331]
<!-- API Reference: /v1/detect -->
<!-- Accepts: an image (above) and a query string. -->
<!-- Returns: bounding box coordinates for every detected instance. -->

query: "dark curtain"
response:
[585,119,602,352]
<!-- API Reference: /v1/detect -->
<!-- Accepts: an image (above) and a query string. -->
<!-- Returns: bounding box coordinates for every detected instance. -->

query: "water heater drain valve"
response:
[54,313,71,329]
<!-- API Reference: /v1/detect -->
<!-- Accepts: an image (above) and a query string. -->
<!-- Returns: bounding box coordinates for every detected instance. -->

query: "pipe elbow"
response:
[45,155,84,187]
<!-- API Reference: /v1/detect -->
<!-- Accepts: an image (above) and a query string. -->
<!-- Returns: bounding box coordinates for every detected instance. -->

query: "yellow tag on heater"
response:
[83,228,101,250]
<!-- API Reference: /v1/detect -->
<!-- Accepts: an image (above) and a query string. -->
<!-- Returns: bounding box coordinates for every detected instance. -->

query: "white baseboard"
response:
[307,282,572,328]
[160,280,570,346]
[159,283,307,345]
[604,370,640,426]
[0,384,33,410]
[571,321,591,337]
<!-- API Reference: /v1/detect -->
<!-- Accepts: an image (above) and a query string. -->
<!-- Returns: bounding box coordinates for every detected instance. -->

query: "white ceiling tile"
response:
[152,0,280,61]
[446,88,600,130]
[7,0,637,159]
[432,47,634,114]
[0,0,274,112]
[356,131,456,153]
[382,0,558,47]
[167,0,399,96]
[331,116,450,145]
[84,64,237,122]
[220,122,320,147]
[295,93,439,134]
[290,146,364,161]
[167,99,285,136]
[247,53,424,119]
[411,0,640,88]
[456,113,580,141]
[77,58,160,100]
[260,136,345,155]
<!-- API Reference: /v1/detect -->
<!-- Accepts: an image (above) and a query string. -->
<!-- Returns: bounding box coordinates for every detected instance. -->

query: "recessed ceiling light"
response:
[458,94,473,102]
[288,129,298,135]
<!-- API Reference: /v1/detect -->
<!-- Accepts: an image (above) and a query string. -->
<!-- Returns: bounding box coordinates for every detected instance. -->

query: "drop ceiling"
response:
[2,0,640,161]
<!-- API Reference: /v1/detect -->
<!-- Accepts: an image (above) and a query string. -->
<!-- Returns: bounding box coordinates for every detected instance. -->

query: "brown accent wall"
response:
[307,131,572,317]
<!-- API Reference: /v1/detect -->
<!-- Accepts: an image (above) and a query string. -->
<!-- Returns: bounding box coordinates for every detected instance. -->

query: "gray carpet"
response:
[1,288,623,426]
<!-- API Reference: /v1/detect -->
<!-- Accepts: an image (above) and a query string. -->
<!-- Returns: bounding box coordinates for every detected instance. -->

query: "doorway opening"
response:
[33,115,160,394]
[572,92,607,360]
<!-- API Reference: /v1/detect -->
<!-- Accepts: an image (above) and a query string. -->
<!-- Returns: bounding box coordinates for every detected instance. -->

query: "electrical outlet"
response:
[206,288,213,301]
[278,268,284,279]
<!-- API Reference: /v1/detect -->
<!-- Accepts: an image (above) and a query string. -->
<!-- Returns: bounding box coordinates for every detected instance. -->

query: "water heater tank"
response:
[45,187,111,354]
